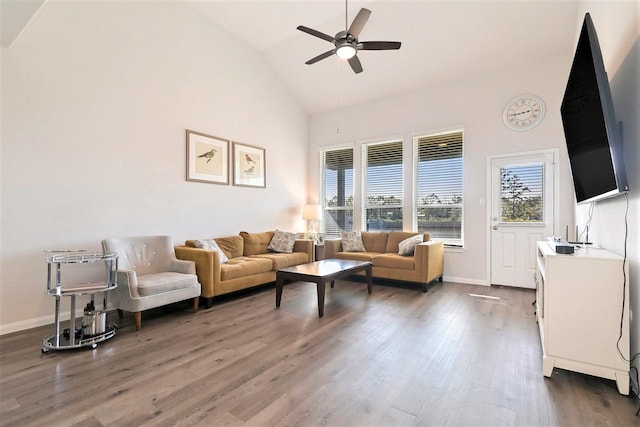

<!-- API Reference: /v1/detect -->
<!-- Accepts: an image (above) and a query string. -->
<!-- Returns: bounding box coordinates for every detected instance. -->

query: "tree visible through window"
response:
[500,165,544,222]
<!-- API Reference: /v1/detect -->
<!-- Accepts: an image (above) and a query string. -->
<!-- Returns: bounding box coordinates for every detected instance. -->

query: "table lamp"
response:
[302,204,322,239]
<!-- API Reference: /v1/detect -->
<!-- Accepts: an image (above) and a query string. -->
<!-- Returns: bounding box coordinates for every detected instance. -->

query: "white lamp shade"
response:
[302,204,322,221]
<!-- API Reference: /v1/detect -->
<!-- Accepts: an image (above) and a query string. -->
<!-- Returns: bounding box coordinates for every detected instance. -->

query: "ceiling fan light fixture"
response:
[336,44,357,59]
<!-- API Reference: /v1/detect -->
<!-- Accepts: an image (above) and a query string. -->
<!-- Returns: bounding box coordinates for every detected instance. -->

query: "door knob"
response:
[493,225,498,230]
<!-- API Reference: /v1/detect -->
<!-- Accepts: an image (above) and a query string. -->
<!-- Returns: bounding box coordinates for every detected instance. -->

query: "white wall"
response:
[308,53,576,285]
[0,1,308,333]
[573,1,640,396]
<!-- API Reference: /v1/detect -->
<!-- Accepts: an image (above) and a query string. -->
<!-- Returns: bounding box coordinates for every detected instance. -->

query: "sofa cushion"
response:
[398,234,424,256]
[341,231,366,252]
[193,239,229,263]
[267,230,297,253]
[386,231,427,254]
[240,231,275,256]
[137,272,199,296]
[372,254,416,271]
[185,235,243,259]
[335,252,379,262]
[251,252,309,270]
[215,235,244,259]
[361,231,389,253]
[220,256,273,281]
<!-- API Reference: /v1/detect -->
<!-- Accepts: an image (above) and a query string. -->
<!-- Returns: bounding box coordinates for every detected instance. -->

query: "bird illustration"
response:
[198,149,216,163]
[244,166,255,175]
[245,154,256,165]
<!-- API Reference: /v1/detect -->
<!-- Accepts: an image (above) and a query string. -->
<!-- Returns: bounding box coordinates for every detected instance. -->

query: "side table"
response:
[42,250,118,353]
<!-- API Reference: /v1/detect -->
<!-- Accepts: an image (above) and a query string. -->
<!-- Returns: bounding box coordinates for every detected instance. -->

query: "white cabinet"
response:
[535,241,630,394]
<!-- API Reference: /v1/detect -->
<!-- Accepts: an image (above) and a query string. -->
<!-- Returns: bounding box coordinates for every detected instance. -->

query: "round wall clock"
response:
[503,94,546,131]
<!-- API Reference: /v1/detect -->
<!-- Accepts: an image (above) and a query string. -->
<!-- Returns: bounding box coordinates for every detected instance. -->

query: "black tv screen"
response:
[560,13,628,204]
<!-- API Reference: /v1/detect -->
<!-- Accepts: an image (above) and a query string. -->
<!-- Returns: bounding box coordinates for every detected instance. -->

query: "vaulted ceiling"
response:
[1,0,581,114]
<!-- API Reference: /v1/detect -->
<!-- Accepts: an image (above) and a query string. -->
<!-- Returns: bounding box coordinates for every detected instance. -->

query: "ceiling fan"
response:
[297,2,401,74]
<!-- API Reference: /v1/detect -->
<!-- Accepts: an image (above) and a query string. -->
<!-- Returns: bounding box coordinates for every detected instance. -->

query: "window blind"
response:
[322,147,354,238]
[362,140,403,231]
[414,131,464,246]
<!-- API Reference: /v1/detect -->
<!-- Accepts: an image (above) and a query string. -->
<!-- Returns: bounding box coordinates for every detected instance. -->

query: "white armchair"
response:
[102,235,201,331]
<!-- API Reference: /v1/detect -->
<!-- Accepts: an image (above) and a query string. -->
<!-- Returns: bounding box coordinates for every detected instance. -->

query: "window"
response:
[362,140,403,231]
[321,147,354,239]
[500,164,544,222]
[413,131,464,246]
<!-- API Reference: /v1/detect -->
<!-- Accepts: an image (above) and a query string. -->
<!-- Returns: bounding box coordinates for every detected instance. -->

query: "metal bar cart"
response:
[42,250,118,353]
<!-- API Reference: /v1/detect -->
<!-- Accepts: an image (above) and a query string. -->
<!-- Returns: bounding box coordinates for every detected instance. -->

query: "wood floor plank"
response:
[1,280,638,426]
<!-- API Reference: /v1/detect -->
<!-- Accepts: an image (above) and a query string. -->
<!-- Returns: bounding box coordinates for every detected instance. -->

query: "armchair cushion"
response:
[138,272,200,296]
[267,230,297,253]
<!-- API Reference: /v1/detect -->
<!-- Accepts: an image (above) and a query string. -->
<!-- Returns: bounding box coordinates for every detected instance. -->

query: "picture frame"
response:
[233,142,266,188]
[317,233,325,244]
[186,130,229,185]
[296,233,306,240]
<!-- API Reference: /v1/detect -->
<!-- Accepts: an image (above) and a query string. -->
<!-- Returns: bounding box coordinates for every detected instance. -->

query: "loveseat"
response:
[175,231,313,308]
[324,231,444,292]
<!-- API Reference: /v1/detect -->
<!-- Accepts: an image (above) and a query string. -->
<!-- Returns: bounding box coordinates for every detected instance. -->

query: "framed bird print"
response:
[186,130,230,185]
[233,142,266,188]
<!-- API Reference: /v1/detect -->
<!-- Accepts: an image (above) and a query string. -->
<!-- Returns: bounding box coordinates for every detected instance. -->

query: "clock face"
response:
[503,95,546,131]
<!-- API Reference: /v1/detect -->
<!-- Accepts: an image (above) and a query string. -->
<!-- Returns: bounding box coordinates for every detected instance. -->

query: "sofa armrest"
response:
[414,240,444,282]
[324,239,343,259]
[175,246,220,298]
[293,239,314,263]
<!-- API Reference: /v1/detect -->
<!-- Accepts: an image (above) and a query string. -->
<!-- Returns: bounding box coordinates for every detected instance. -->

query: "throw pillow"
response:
[341,231,366,252]
[267,230,297,253]
[193,239,229,263]
[398,234,424,256]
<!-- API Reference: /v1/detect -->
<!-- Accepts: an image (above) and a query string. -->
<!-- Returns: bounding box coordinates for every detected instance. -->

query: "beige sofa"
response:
[175,231,313,308]
[324,231,444,292]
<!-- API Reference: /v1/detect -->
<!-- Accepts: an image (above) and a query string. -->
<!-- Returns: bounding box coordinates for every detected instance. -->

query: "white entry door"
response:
[490,152,556,288]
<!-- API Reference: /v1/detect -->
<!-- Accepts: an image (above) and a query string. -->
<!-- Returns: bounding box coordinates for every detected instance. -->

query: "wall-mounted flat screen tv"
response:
[560,13,628,204]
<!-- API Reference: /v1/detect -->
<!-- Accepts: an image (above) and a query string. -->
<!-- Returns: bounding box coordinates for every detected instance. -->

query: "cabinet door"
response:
[545,256,626,369]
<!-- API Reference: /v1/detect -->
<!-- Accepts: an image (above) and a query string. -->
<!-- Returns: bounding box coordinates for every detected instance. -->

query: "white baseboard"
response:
[0,314,57,336]
[443,276,488,286]
[0,307,116,336]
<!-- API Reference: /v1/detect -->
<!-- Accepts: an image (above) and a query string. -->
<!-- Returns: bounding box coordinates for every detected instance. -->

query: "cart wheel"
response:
[41,347,49,354]
[90,343,97,349]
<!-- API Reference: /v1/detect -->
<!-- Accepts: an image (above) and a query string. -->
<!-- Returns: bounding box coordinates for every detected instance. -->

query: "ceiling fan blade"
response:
[306,49,336,65]
[348,8,371,37]
[297,26,335,43]
[348,55,363,74]
[359,41,402,50]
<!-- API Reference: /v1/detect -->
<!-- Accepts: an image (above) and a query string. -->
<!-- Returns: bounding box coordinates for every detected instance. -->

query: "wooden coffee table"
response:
[275,259,372,317]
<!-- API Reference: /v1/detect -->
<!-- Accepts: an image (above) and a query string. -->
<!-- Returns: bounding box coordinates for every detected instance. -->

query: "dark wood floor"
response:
[1,280,638,426]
